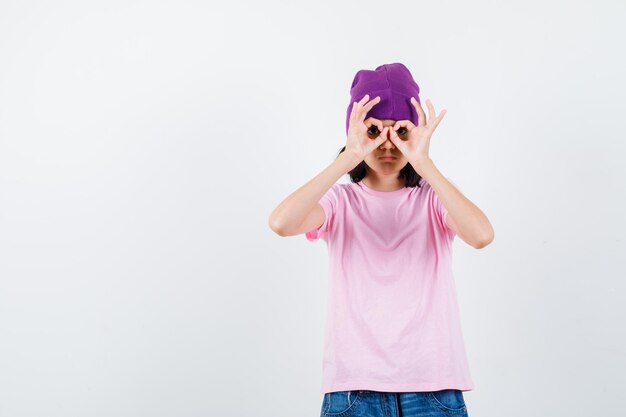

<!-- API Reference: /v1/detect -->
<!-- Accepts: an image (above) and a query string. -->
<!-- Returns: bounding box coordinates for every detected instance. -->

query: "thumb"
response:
[388,126,401,147]
[369,126,388,149]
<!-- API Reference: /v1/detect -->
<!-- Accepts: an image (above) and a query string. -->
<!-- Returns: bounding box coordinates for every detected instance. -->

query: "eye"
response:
[367,125,380,135]
[396,127,408,135]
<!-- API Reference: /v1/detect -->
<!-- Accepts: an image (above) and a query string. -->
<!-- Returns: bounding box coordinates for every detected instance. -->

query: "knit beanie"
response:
[346,62,421,135]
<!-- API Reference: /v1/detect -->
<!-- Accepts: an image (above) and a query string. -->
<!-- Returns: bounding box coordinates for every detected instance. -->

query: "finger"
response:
[388,124,398,138]
[391,120,413,137]
[372,127,388,147]
[349,101,358,124]
[429,109,447,131]
[364,117,383,131]
[359,95,381,120]
[354,94,369,121]
[391,122,400,137]
[392,120,411,129]
[404,120,416,130]
[425,99,437,125]
[357,94,369,114]
[387,126,402,147]
[411,97,426,127]
[392,121,399,131]
[388,124,402,141]
[355,94,371,122]
[381,126,391,140]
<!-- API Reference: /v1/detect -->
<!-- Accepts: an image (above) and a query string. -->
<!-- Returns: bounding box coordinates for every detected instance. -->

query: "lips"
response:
[378,155,397,160]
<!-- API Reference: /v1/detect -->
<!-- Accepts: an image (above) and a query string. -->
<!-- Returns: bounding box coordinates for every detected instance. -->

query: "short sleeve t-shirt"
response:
[306,177,475,394]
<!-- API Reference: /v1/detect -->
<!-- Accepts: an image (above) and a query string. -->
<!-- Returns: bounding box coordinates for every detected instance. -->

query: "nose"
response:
[380,130,395,149]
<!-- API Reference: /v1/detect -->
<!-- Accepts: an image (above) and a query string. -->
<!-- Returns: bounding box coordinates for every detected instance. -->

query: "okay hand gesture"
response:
[388,97,447,165]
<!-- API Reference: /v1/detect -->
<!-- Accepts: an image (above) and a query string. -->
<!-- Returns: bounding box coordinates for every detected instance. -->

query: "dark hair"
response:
[336,146,424,188]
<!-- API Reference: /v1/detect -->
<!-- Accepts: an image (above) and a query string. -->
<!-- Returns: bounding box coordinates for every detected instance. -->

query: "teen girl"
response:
[269,63,494,417]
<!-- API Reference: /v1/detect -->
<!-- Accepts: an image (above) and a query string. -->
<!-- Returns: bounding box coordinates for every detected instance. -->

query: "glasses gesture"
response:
[345,94,390,161]
[388,97,447,165]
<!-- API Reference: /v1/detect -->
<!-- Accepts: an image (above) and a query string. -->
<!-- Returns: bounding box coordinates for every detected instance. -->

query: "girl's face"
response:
[363,118,410,177]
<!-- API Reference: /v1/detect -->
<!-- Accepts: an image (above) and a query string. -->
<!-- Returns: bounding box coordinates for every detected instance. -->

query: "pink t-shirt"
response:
[306,177,475,394]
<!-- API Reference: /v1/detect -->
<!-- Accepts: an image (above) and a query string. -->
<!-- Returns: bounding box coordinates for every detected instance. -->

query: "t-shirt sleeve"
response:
[433,177,465,238]
[305,184,340,242]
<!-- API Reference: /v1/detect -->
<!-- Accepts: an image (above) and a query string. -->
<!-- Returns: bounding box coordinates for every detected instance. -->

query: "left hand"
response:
[388,97,447,165]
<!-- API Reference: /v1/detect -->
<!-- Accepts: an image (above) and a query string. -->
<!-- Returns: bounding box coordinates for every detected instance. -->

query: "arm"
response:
[268,151,359,237]
[269,94,390,237]
[386,97,494,249]
[413,157,495,249]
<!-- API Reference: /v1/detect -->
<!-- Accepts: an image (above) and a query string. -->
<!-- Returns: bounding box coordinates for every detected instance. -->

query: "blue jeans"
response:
[319,389,469,417]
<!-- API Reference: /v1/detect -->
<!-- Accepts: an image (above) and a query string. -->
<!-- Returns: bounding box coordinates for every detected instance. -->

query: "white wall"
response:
[0,1,624,416]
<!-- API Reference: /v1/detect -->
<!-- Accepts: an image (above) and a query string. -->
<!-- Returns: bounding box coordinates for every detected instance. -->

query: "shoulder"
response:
[318,182,351,207]
[338,181,368,200]
[329,181,353,196]
[415,176,461,192]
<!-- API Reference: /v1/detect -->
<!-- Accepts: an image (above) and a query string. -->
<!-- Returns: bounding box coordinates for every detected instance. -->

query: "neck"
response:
[362,175,406,192]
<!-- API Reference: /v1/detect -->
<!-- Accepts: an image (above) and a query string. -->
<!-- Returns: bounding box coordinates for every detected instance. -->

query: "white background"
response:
[1,1,624,416]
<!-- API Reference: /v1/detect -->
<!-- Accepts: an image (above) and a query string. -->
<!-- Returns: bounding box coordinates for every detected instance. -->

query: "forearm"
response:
[268,151,359,235]
[411,157,494,246]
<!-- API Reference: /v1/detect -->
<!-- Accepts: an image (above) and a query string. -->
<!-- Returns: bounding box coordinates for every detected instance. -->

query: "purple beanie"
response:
[346,62,421,135]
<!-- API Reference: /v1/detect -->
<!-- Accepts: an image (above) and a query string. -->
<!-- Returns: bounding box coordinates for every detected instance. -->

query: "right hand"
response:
[345,94,390,162]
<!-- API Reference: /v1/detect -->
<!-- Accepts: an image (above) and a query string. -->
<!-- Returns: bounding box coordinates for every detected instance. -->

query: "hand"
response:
[388,97,447,166]
[345,94,390,162]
